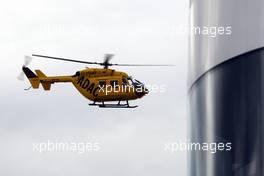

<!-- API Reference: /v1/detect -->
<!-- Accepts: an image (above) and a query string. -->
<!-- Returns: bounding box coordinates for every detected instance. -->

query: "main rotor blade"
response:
[32,54,175,67]
[111,63,175,66]
[32,54,102,65]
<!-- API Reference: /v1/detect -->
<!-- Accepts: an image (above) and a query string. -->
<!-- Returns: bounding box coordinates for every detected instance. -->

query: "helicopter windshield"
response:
[127,77,145,87]
[126,77,149,96]
[127,77,139,85]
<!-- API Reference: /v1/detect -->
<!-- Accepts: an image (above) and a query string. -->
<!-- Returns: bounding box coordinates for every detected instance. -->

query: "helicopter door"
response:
[110,78,124,95]
[110,80,119,90]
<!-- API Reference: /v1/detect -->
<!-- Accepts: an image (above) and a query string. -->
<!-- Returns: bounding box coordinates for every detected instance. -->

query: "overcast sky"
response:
[0,0,188,175]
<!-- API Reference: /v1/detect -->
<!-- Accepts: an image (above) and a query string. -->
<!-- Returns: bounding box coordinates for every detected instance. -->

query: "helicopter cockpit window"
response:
[127,77,135,85]
[110,80,119,88]
[99,81,106,88]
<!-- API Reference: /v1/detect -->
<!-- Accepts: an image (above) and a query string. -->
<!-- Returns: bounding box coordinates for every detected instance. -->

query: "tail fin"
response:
[22,67,40,89]
[35,70,47,78]
[35,70,51,91]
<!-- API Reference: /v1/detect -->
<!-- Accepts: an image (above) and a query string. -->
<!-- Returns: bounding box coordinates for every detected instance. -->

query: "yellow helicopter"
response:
[18,54,174,108]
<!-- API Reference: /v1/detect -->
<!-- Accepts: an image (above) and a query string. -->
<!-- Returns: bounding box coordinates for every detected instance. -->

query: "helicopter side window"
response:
[122,78,128,85]
[110,80,119,88]
[99,81,106,88]
[74,71,81,77]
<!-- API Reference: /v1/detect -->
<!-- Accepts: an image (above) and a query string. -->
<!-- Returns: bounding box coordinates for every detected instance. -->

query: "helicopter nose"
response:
[135,86,149,98]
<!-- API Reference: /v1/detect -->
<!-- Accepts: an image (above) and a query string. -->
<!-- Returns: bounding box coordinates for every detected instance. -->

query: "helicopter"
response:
[18,54,174,108]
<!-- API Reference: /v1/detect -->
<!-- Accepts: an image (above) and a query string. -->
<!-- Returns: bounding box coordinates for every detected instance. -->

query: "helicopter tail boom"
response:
[22,67,73,91]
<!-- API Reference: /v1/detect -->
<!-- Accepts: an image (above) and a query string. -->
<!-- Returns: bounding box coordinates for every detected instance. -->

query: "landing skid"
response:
[89,101,138,109]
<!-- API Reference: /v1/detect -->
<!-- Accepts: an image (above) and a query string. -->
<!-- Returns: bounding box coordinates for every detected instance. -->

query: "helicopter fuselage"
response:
[23,67,148,103]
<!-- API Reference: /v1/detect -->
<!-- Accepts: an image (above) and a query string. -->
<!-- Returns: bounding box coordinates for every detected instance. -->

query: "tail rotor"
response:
[17,55,32,81]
